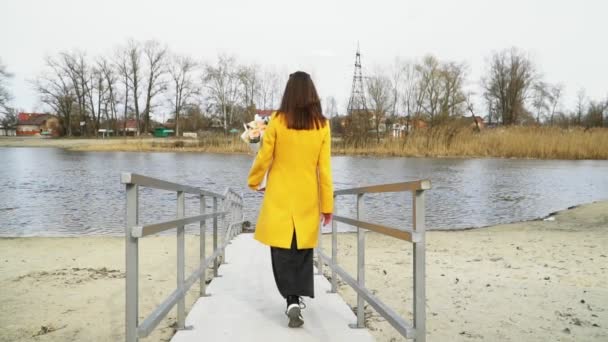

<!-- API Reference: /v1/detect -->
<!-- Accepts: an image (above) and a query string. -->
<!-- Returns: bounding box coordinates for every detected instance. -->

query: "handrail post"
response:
[413,190,426,342]
[356,193,366,328]
[220,195,227,264]
[228,194,234,241]
[213,196,219,277]
[200,195,207,297]
[125,183,139,342]
[330,198,338,293]
[240,198,244,233]
[176,191,186,329]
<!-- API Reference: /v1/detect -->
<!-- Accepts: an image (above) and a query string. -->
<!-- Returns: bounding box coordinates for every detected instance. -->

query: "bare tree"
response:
[203,55,242,133]
[34,56,76,136]
[58,51,90,134]
[585,100,606,128]
[0,58,12,116]
[269,72,282,109]
[168,54,199,136]
[399,59,423,131]
[389,57,404,117]
[97,56,119,131]
[124,40,143,135]
[257,68,281,110]
[416,55,442,124]
[531,81,549,124]
[482,48,536,125]
[415,56,466,126]
[238,64,260,112]
[1,108,16,130]
[87,67,107,133]
[63,51,103,135]
[547,84,564,125]
[115,45,133,135]
[142,40,168,133]
[366,72,393,142]
[440,62,467,117]
[465,93,482,131]
[324,96,338,118]
[575,88,587,126]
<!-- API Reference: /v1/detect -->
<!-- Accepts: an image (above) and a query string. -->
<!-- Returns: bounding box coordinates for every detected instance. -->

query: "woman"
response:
[247,71,333,328]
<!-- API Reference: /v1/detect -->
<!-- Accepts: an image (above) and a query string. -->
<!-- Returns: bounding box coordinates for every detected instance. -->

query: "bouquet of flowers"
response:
[241,114,271,189]
[240,114,269,152]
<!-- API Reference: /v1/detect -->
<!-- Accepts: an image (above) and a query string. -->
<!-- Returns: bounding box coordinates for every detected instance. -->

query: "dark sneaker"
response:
[286,303,304,328]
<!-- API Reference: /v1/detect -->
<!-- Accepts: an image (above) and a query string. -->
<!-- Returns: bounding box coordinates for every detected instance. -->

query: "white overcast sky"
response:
[1,0,607,115]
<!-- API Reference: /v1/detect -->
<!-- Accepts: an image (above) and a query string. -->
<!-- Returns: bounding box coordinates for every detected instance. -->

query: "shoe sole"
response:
[287,306,304,328]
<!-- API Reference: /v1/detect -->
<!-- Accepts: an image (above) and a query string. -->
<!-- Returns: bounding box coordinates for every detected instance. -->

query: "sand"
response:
[319,201,608,341]
[1,202,606,341]
[0,236,217,342]
[0,136,250,154]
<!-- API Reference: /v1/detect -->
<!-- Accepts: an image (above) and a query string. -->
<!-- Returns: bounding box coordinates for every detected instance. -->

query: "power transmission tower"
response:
[347,44,368,115]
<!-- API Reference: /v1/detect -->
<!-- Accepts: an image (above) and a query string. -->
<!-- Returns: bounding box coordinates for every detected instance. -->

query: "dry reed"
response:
[333,126,608,160]
[69,127,608,160]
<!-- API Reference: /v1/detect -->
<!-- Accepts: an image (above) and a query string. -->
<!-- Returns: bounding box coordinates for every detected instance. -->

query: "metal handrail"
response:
[121,172,226,198]
[332,215,419,242]
[122,172,244,342]
[316,179,431,342]
[131,212,228,238]
[333,180,431,196]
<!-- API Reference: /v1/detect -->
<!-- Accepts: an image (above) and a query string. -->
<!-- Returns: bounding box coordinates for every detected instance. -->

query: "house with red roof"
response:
[255,109,275,117]
[16,113,60,136]
[117,119,140,135]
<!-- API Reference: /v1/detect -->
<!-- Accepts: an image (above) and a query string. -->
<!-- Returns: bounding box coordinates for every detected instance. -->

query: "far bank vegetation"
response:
[1,43,607,159]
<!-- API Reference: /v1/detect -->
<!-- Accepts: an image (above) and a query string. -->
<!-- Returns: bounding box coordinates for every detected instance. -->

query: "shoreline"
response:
[2,134,608,160]
[1,201,606,341]
[2,141,607,161]
[1,200,604,239]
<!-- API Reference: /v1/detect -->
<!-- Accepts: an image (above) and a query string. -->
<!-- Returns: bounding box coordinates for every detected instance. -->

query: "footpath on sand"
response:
[171,233,375,342]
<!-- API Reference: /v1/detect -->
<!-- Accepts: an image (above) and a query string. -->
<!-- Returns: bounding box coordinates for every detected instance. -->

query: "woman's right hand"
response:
[321,212,332,226]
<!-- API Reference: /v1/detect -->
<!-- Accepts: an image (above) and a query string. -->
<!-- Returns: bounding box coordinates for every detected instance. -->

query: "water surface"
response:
[0,147,607,236]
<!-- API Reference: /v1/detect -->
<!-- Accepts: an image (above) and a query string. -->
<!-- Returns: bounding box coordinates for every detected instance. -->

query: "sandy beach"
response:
[319,201,608,341]
[0,136,251,154]
[1,201,606,341]
[0,236,217,342]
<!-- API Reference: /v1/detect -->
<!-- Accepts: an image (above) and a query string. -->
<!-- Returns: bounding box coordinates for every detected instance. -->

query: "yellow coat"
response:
[247,112,334,249]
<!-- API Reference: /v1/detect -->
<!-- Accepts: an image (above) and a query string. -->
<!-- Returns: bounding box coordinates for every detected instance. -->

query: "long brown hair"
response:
[277,71,326,130]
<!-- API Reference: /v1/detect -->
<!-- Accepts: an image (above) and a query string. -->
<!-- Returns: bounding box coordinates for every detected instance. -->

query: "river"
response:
[0,147,607,236]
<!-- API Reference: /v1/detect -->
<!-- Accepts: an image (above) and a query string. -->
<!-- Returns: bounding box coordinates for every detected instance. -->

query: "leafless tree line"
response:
[343,54,470,141]
[30,40,282,136]
[341,47,606,142]
[482,48,607,128]
[2,45,607,137]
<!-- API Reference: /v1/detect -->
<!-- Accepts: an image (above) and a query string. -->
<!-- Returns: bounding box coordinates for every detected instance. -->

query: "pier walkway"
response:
[121,173,430,342]
[171,233,375,342]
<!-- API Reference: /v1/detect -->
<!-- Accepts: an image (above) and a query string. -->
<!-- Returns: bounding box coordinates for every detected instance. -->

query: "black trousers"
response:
[270,231,314,299]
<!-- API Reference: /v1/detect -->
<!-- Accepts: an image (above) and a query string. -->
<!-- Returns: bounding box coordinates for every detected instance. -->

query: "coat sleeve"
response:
[318,123,334,213]
[247,116,276,190]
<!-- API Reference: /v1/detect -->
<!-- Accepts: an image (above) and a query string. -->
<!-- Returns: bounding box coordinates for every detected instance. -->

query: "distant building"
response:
[255,109,275,117]
[210,117,223,129]
[118,119,139,135]
[16,113,60,136]
[0,125,16,136]
[391,118,428,137]
[253,109,275,125]
[163,118,176,129]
